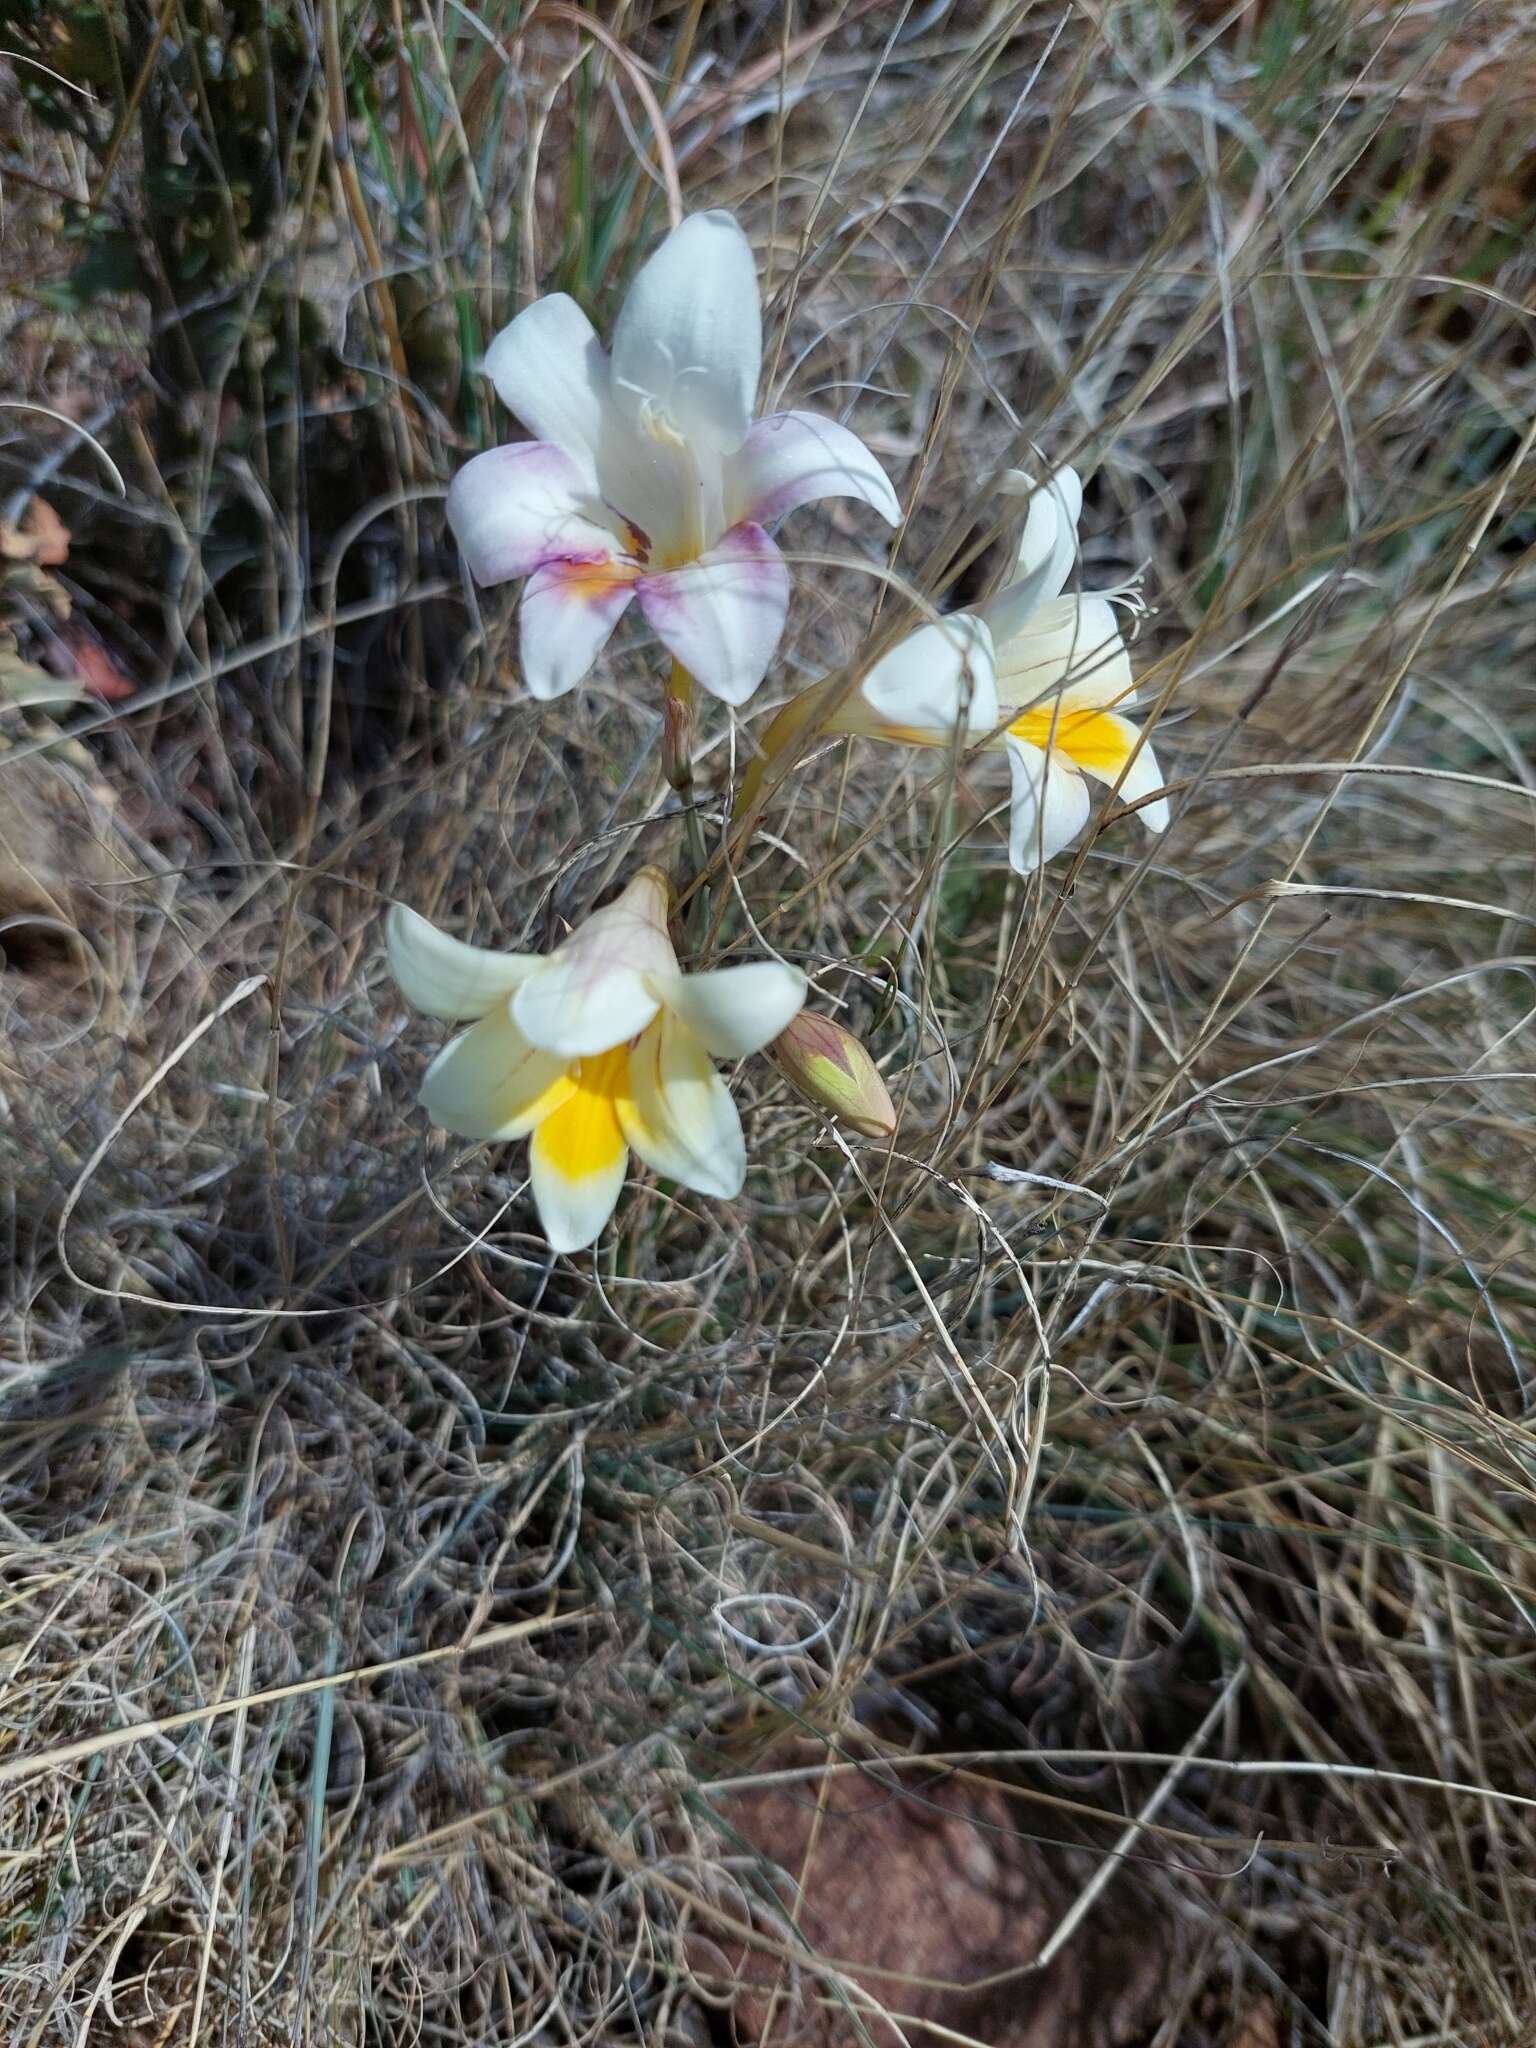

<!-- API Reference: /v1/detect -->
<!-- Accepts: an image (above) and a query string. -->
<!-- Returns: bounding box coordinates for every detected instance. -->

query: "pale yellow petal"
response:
[994,595,1135,713]
[1005,735,1091,871]
[649,962,806,1060]
[527,1046,632,1252]
[619,1013,746,1201]
[512,867,675,1058]
[386,904,539,1022]
[418,1009,575,1140]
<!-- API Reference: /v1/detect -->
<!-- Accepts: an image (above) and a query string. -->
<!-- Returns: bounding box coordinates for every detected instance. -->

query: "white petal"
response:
[983,469,1083,644]
[650,962,808,1060]
[725,410,901,529]
[999,465,1082,599]
[995,595,1134,712]
[1006,736,1091,871]
[418,1008,574,1140]
[1067,713,1170,833]
[530,1142,628,1252]
[527,1048,632,1252]
[386,903,540,1022]
[530,1141,628,1253]
[635,521,788,707]
[482,294,610,478]
[520,557,637,699]
[611,211,761,451]
[620,1013,746,1201]
[1117,738,1170,835]
[592,417,721,578]
[512,868,676,1058]
[514,958,660,1059]
[853,613,998,740]
[446,443,620,587]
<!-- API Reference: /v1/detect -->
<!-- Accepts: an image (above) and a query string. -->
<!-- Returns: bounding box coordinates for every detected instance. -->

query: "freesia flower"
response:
[386,867,807,1252]
[447,210,902,707]
[828,468,1169,870]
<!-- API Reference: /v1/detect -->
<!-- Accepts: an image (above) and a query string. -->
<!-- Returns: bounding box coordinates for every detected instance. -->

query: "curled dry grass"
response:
[2,1,1536,2042]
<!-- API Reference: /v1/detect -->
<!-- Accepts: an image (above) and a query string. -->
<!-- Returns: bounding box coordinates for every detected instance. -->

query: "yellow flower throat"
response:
[534,1046,632,1179]
[1006,704,1127,770]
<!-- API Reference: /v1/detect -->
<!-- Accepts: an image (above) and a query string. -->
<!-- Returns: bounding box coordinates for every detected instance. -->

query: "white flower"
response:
[831,467,1169,870]
[386,867,807,1253]
[447,210,901,708]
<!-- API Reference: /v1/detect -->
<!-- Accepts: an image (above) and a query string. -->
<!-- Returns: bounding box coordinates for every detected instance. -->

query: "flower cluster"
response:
[386,208,1172,1253]
[387,870,805,1252]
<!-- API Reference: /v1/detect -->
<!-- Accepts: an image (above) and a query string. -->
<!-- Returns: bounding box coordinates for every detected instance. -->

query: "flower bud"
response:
[771,1011,896,1139]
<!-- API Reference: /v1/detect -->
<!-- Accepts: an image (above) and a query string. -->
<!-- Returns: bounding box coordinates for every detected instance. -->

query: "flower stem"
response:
[662,660,711,937]
[662,659,695,800]
[729,670,844,860]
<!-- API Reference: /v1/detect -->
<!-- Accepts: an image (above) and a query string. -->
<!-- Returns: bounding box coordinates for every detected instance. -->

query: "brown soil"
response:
[691,1745,1165,2047]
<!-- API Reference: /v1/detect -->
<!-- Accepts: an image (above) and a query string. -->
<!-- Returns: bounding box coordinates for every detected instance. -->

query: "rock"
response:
[692,1743,1164,2047]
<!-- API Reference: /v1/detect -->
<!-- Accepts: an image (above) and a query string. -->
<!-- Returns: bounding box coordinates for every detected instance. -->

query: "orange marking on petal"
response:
[550,557,641,601]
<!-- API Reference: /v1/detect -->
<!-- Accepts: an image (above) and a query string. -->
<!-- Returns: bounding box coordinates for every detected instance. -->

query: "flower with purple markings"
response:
[447,210,902,707]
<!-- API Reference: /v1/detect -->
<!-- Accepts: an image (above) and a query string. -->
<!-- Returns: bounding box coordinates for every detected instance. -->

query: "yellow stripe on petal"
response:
[527,1046,632,1253]
[531,1047,631,1180]
[1008,705,1136,776]
[511,1065,582,1133]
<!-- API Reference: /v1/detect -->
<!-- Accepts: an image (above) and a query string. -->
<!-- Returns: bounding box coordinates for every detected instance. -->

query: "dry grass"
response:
[2,1,1536,2042]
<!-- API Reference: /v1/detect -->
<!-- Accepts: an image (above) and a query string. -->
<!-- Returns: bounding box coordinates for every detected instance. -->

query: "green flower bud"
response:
[771,1011,896,1139]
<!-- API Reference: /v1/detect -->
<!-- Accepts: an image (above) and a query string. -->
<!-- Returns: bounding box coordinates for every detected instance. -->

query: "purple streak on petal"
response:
[726,409,902,528]
[635,521,790,707]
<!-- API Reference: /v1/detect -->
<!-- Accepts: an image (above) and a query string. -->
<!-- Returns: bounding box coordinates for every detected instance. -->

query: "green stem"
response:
[662,660,711,943]
[729,670,846,860]
[662,659,695,799]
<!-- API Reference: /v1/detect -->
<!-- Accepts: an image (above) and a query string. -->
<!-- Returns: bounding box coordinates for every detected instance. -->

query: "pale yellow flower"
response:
[387,868,807,1252]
